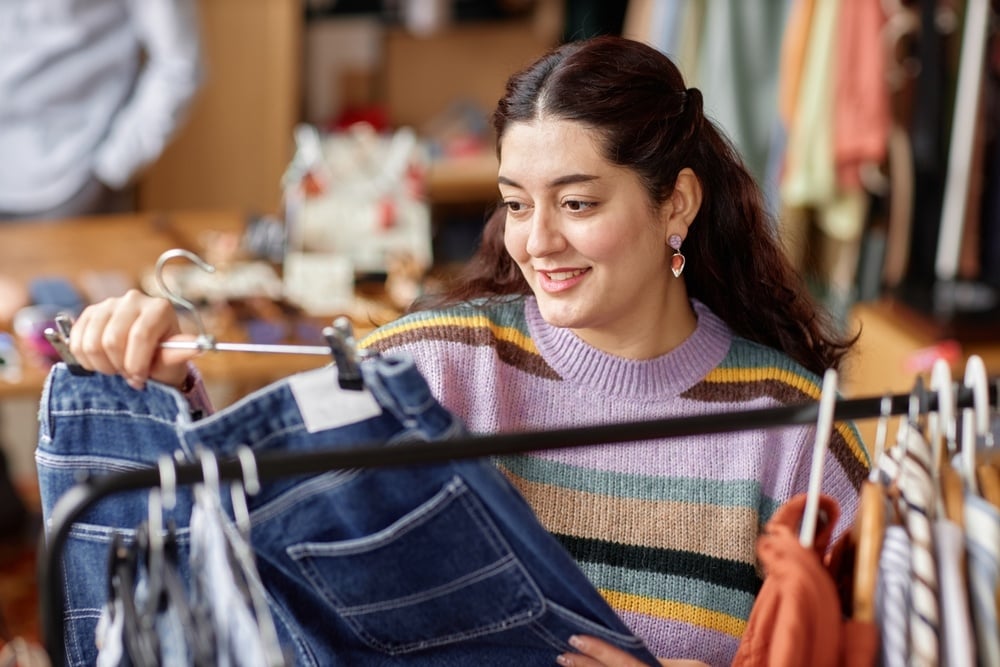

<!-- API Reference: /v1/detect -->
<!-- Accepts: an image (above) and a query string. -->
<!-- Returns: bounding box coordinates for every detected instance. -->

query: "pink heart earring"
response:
[668,234,686,277]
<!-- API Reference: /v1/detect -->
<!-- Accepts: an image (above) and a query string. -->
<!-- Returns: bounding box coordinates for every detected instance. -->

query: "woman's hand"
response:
[556,635,709,667]
[69,289,199,390]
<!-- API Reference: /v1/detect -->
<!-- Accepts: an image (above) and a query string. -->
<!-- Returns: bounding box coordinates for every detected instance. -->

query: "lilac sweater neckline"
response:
[524,297,733,398]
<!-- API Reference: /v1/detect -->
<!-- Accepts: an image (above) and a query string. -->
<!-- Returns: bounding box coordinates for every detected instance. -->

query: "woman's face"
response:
[499,118,677,356]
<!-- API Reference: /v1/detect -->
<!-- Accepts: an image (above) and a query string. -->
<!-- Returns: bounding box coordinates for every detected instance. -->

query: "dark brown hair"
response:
[422,35,855,375]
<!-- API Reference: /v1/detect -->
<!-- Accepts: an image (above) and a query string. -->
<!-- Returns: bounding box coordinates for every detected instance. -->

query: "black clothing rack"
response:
[39,384,997,666]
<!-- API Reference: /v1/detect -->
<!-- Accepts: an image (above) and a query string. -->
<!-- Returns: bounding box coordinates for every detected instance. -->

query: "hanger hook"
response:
[230,446,259,538]
[961,355,993,490]
[196,448,221,500]
[235,446,260,496]
[963,355,991,440]
[148,454,178,587]
[157,454,177,512]
[929,358,956,465]
[154,248,217,351]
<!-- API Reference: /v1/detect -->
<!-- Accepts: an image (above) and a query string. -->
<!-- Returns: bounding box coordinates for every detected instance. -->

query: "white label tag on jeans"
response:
[288,366,383,433]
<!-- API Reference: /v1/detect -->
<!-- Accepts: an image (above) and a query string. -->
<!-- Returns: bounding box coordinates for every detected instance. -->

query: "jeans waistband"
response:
[41,352,453,459]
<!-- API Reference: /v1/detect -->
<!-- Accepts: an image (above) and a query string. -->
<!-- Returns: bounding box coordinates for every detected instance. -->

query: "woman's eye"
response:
[504,201,525,213]
[564,200,594,212]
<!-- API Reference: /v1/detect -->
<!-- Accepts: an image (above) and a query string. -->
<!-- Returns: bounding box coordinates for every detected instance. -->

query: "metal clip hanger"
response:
[47,249,372,390]
[154,249,369,389]
[43,313,94,376]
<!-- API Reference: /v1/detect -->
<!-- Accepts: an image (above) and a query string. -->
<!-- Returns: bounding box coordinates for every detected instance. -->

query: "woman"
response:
[70,36,868,666]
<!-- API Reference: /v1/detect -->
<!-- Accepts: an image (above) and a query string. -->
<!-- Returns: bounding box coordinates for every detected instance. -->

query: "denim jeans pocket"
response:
[286,475,546,655]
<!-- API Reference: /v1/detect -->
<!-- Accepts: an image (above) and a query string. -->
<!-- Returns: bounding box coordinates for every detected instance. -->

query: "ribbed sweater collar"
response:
[524,297,732,398]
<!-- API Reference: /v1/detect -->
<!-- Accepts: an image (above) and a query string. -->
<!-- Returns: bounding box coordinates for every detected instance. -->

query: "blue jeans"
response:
[37,355,657,666]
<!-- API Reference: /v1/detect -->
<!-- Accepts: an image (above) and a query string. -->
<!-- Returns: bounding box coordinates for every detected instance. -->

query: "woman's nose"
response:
[525,210,564,257]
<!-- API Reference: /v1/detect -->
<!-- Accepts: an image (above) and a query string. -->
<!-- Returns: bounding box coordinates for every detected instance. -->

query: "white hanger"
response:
[800,368,838,548]
[148,454,178,586]
[929,359,957,515]
[961,355,993,493]
[230,445,260,540]
[929,360,956,469]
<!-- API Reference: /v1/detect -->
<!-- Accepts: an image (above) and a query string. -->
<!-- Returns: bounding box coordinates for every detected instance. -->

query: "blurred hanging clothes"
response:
[964,493,1000,666]
[778,0,890,322]
[903,0,953,289]
[690,0,791,211]
[624,0,790,215]
[980,34,1000,290]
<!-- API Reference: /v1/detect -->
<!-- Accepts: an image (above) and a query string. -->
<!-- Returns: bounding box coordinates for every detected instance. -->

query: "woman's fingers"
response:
[69,290,194,390]
[556,635,647,666]
[122,295,194,388]
[555,636,709,667]
[70,296,123,378]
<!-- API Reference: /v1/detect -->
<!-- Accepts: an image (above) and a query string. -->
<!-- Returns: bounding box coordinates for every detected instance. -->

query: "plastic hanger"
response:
[138,455,218,666]
[961,356,1000,508]
[800,368,838,549]
[227,446,287,666]
[852,393,891,622]
[108,530,155,665]
[960,355,993,497]
[195,448,287,666]
[929,359,965,526]
[112,454,179,665]
[230,445,259,541]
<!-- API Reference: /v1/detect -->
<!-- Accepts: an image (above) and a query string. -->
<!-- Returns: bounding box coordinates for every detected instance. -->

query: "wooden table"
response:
[0,211,358,405]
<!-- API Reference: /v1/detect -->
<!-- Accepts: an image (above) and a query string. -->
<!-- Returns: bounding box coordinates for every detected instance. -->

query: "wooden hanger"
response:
[977,464,1000,510]
[852,394,891,623]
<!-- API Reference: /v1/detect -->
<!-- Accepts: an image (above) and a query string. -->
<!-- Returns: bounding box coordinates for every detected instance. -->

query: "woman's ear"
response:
[664,168,703,233]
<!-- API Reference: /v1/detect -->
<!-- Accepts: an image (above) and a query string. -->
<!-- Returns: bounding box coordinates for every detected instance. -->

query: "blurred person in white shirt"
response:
[0,0,204,221]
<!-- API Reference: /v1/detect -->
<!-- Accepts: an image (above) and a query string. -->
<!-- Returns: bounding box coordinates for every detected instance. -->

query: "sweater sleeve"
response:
[92,0,204,188]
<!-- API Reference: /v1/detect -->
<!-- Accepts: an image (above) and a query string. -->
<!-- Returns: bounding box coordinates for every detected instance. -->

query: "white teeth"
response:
[544,269,585,281]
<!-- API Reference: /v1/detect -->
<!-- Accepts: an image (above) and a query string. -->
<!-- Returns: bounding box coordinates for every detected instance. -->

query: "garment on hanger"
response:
[933,520,976,667]
[883,422,941,666]
[95,525,213,667]
[964,493,1000,666]
[188,469,278,667]
[732,493,877,667]
[36,356,659,666]
[875,525,912,667]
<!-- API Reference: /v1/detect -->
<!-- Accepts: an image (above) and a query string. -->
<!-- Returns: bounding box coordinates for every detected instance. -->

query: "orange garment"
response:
[732,494,878,667]
[841,620,879,667]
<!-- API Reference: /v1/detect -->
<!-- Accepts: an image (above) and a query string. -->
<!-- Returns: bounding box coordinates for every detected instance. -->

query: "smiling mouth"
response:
[541,269,587,281]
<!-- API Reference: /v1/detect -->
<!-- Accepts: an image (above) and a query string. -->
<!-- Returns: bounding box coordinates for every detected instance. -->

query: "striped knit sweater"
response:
[361,295,869,666]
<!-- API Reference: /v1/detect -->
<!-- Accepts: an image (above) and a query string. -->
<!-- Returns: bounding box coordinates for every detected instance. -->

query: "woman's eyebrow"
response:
[497,173,599,188]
